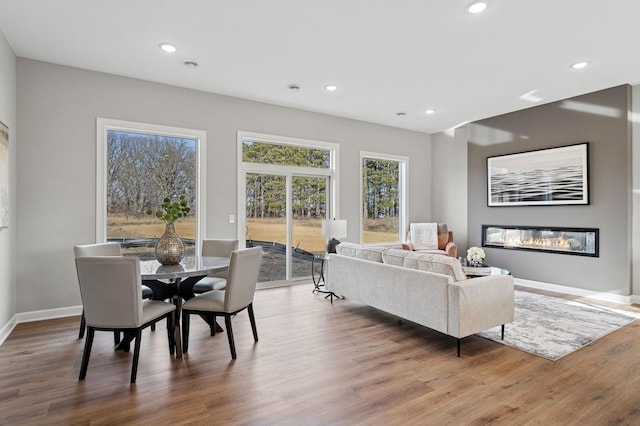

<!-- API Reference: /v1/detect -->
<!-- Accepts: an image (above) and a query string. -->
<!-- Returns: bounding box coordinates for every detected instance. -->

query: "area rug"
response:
[477,290,640,361]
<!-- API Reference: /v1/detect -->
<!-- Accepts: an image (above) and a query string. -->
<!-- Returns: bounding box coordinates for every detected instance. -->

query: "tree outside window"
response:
[361,154,406,244]
[106,130,197,258]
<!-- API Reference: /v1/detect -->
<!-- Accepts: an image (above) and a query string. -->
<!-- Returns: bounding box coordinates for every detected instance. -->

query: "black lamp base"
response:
[326,238,341,254]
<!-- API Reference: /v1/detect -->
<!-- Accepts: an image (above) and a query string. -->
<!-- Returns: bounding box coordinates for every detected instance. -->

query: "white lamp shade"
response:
[322,219,347,239]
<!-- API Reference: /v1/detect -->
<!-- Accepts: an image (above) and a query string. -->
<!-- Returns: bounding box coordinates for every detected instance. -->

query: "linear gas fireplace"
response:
[482,225,599,257]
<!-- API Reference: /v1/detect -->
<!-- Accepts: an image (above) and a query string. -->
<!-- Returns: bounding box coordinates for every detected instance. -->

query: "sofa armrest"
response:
[447,275,514,338]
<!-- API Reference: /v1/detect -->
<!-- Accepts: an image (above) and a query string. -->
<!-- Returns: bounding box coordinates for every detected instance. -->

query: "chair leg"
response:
[151,322,156,332]
[167,312,175,356]
[457,338,461,357]
[248,303,258,342]
[130,329,142,384]
[113,331,121,346]
[78,310,86,339]
[79,327,94,380]
[501,324,505,340]
[225,315,236,360]
[209,313,217,336]
[181,310,190,354]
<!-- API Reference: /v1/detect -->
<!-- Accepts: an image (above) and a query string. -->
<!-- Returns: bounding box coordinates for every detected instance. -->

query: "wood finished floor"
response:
[2,284,640,425]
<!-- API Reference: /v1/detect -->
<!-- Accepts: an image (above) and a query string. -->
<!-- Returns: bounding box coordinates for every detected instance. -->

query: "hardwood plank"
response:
[1,284,640,424]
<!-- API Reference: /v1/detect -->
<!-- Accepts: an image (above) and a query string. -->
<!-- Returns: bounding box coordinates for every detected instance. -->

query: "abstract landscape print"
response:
[0,120,7,227]
[487,143,589,207]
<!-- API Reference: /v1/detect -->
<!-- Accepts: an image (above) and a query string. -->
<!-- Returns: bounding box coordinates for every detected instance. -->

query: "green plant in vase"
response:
[147,196,191,265]
[148,195,191,225]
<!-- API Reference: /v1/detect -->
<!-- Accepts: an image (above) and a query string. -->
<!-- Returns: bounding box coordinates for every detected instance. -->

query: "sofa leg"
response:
[501,324,505,340]
[457,338,461,357]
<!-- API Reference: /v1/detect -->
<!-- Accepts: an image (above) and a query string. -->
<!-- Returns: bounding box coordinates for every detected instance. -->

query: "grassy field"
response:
[107,214,197,239]
[246,217,398,252]
[107,214,399,254]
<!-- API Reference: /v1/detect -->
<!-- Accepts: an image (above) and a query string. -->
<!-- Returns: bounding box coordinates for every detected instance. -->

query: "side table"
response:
[311,253,340,302]
[463,265,511,278]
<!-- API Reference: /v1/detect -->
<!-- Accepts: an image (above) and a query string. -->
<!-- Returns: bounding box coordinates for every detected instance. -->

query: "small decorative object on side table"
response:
[461,247,507,277]
[466,246,486,267]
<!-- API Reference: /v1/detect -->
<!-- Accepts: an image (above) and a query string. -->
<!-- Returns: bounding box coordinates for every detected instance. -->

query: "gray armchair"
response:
[181,246,262,359]
[75,256,176,383]
[74,242,154,340]
[192,239,239,294]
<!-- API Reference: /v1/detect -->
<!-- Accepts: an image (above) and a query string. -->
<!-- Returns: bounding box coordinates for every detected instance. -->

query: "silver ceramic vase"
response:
[155,223,185,265]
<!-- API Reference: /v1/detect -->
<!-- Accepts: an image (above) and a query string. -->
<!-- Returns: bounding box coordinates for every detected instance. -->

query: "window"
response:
[238,132,338,283]
[97,118,206,257]
[360,152,407,244]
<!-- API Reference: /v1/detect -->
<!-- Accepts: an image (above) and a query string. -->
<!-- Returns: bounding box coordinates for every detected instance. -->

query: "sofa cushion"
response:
[381,248,410,266]
[383,249,466,281]
[335,242,386,262]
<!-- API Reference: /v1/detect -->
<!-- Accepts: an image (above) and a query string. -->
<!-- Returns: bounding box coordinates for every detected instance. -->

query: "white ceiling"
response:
[1,0,640,134]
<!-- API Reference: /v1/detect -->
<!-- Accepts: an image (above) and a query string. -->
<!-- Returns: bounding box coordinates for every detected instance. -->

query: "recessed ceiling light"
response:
[571,61,589,70]
[183,60,199,68]
[159,43,177,53]
[465,1,489,14]
[425,109,436,115]
[325,84,338,92]
[288,84,301,91]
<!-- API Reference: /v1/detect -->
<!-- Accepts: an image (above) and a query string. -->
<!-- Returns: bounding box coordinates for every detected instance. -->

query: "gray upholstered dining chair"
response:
[75,256,176,383]
[181,246,262,359]
[192,239,238,294]
[74,242,154,340]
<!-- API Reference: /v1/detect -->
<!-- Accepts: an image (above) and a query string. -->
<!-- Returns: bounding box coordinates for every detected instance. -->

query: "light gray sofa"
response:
[325,243,514,356]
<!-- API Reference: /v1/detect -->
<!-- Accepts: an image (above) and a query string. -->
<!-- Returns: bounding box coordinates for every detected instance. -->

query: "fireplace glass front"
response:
[482,225,598,257]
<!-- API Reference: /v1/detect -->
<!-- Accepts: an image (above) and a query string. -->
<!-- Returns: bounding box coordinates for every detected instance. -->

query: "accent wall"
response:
[467,85,631,295]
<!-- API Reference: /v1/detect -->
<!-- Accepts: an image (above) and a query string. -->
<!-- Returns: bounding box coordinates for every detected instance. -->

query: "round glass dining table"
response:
[138,255,230,358]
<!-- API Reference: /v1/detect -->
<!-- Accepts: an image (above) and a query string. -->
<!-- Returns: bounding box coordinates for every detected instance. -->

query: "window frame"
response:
[96,118,207,252]
[237,131,339,283]
[237,131,340,246]
[359,151,408,245]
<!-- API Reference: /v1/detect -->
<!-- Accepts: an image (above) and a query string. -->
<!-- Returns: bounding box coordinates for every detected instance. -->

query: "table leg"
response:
[172,294,183,358]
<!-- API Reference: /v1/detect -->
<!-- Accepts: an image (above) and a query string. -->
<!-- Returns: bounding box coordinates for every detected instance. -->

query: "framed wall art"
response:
[0,120,7,227]
[487,142,589,207]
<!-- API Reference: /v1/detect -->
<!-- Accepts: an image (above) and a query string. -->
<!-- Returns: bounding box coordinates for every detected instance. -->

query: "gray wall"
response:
[632,84,640,297]
[15,58,431,313]
[431,127,468,253]
[467,85,631,295]
[0,32,16,331]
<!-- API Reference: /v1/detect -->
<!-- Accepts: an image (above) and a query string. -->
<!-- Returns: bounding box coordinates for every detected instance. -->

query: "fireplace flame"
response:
[505,235,571,249]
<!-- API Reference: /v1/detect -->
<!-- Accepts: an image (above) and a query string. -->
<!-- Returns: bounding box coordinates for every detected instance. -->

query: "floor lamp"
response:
[322,219,347,253]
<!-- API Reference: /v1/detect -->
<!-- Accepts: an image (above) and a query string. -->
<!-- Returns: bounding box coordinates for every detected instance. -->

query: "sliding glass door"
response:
[245,172,327,283]
[239,131,338,285]
[291,176,327,280]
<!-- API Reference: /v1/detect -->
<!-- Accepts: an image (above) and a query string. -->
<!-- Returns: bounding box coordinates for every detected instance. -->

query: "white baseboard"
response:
[515,278,635,305]
[0,305,83,346]
[15,305,83,323]
[0,315,17,346]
